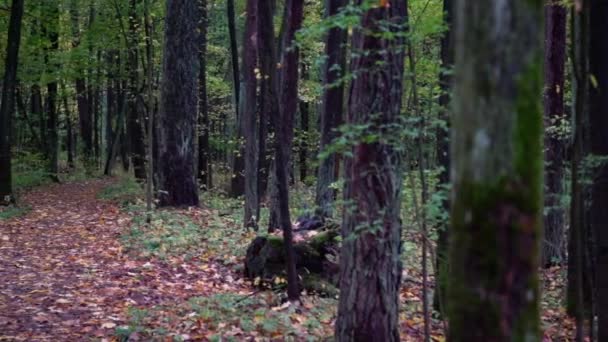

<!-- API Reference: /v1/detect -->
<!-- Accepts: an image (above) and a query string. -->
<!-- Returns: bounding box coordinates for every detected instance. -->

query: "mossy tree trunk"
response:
[334,2,408,340]
[542,0,567,267]
[0,0,24,204]
[448,0,543,340]
[157,0,200,207]
[589,1,608,339]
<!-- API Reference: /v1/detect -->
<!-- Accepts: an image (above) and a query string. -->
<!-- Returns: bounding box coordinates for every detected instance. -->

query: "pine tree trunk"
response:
[335,2,407,340]
[157,0,200,207]
[0,0,24,204]
[243,0,259,229]
[589,1,608,339]
[448,0,543,340]
[543,1,567,267]
[315,0,348,218]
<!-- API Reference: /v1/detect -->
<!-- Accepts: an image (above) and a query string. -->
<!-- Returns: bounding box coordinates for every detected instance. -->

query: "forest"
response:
[0,0,606,341]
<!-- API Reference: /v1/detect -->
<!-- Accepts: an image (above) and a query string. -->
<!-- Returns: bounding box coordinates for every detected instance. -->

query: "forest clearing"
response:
[1,0,607,340]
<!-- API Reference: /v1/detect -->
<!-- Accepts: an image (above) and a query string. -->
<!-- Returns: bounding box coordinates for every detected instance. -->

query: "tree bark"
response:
[542,1,567,267]
[0,0,24,204]
[257,0,300,301]
[315,0,348,218]
[334,2,407,340]
[228,0,245,198]
[448,0,543,340]
[589,1,608,339]
[157,0,200,207]
[45,4,60,179]
[433,0,453,315]
[128,0,146,180]
[198,0,210,190]
[267,0,304,231]
[243,0,259,229]
[567,4,593,324]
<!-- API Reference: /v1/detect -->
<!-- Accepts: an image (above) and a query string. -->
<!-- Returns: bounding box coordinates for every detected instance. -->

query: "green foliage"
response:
[121,210,203,259]
[0,205,31,221]
[12,151,50,190]
[98,176,143,206]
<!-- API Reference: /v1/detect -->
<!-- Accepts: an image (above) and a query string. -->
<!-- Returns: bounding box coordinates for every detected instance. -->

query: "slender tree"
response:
[228,0,245,198]
[448,0,543,340]
[433,0,453,316]
[543,0,567,267]
[0,0,25,204]
[45,3,60,179]
[198,0,210,189]
[257,0,300,301]
[157,0,200,207]
[127,0,147,180]
[589,0,608,339]
[567,3,592,328]
[267,0,305,231]
[334,1,408,340]
[242,0,259,229]
[315,0,348,218]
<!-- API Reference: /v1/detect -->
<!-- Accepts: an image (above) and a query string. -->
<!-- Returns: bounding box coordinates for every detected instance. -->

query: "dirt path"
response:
[0,179,246,341]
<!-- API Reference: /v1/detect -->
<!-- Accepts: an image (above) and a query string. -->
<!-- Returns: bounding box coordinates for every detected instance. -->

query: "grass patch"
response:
[115,294,336,341]
[12,151,51,191]
[0,205,31,220]
[98,176,143,206]
[122,209,205,259]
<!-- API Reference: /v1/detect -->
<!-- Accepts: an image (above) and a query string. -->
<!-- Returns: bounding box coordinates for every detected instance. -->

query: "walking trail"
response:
[0,179,251,341]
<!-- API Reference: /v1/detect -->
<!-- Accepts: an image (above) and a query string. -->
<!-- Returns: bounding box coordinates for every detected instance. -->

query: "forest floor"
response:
[0,178,576,341]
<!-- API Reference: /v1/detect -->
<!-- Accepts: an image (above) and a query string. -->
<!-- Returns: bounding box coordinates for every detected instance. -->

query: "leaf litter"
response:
[0,179,576,341]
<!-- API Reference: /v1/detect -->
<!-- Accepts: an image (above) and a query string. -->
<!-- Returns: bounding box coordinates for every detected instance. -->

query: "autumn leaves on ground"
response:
[0,178,574,341]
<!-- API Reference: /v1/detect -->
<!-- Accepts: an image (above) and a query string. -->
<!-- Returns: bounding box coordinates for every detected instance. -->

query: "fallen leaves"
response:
[0,179,578,341]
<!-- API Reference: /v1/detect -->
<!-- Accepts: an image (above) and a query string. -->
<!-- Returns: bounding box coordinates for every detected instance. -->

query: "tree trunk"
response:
[31,85,45,146]
[243,0,259,229]
[315,0,348,218]
[542,1,567,267]
[257,0,300,301]
[448,0,543,340]
[0,0,24,204]
[157,0,200,207]
[63,91,75,169]
[228,0,245,198]
[299,88,309,184]
[198,0,210,190]
[589,1,608,339]
[433,0,453,315]
[334,2,408,340]
[567,3,593,324]
[45,5,60,179]
[267,0,304,231]
[106,51,117,160]
[128,0,146,180]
